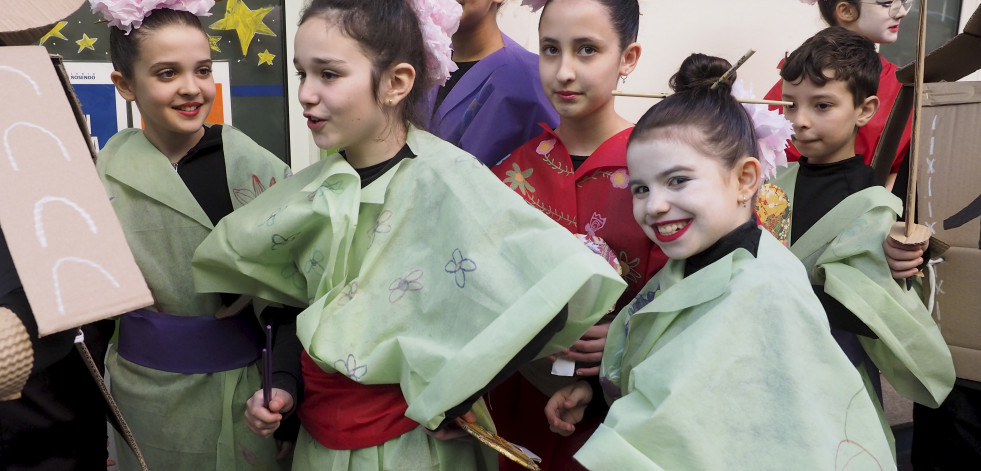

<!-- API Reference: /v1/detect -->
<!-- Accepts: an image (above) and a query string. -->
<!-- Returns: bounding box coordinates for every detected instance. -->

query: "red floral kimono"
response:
[493,125,664,306]
[489,125,666,471]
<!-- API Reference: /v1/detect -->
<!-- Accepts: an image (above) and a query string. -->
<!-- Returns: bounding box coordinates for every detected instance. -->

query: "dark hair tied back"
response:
[630,53,758,171]
[669,54,734,95]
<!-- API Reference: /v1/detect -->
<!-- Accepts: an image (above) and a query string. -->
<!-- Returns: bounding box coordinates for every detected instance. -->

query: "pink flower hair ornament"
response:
[89,0,215,34]
[522,0,548,12]
[408,0,462,87]
[731,79,794,181]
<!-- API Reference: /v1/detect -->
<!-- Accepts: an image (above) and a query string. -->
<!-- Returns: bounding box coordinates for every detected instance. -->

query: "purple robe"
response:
[423,34,559,167]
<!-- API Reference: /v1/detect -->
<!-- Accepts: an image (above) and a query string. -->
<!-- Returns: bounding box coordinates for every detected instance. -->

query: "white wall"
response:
[283,0,981,171]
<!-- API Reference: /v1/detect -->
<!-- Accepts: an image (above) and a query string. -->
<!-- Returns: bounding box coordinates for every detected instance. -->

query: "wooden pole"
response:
[611,90,793,106]
[906,0,928,238]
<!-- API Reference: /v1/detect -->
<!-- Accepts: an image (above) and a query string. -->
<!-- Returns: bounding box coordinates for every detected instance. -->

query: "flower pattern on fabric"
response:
[536,139,556,155]
[234,174,278,206]
[368,210,393,248]
[525,193,576,228]
[444,248,477,288]
[617,250,641,284]
[306,250,324,275]
[503,162,536,196]
[755,183,792,246]
[337,281,359,306]
[388,269,424,303]
[610,168,629,189]
[584,212,607,237]
[576,168,613,187]
[334,354,367,381]
[576,234,622,278]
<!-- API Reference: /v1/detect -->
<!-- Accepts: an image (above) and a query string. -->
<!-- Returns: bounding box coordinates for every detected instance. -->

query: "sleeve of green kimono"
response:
[575,264,894,470]
[813,204,955,407]
[192,162,335,308]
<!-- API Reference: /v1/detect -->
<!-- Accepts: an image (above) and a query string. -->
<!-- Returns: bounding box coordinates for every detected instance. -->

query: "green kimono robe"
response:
[192,126,627,471]
[97,125,292,471]
[576,231,895,470]
[768,163,954,415]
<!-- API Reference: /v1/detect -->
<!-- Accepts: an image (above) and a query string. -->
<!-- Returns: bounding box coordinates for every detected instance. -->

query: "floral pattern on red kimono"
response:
[493,124,666,307]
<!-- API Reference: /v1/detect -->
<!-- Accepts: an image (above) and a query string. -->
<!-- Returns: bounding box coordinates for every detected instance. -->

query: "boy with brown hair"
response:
[765,25,954,443]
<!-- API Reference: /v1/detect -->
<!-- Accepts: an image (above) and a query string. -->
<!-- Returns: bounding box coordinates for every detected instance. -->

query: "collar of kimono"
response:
[788,186,901,262]
[634,249,735,316]
[308,125,431,206]
[536,123,634,179]
[101,129,213,230]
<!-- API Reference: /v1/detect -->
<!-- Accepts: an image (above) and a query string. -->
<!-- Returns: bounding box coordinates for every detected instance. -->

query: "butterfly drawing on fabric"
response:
[306,250,325,275]
[270,232,299,251]
[307,179,346,201]
[334,354,367,381]
[367,210,394,248]
[338,281,359,306]
[233,174,278,206]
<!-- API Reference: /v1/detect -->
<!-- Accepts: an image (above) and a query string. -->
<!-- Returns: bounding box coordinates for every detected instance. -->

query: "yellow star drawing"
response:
[39,21,68,44]
[257,49,275,66]
[208,34,223,52]
[210,0,275,56]
[75,33,97,53]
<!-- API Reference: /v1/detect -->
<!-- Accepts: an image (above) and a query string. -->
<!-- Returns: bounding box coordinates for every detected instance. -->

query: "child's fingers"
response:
[575,365,600,376]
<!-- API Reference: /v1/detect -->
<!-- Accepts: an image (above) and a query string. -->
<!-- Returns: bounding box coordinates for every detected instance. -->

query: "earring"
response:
[386,98,393,106]
[620,74,627,85]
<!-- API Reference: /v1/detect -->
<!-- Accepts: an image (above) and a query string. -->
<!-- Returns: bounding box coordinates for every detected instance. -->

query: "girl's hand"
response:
[244,388,294,438]
[544,381,593,437]
[424,410,476,441]
[558,323,610,376]
[883,234,929,279]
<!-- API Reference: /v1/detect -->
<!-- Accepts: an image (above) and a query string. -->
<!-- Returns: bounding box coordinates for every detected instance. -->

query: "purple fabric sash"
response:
[117,308,262,374]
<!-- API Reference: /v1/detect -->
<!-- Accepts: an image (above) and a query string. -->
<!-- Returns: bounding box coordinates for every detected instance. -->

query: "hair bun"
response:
[669,53,734,93]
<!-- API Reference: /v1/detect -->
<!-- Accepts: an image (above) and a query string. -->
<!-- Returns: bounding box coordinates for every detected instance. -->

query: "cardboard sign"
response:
[0,46,152,336]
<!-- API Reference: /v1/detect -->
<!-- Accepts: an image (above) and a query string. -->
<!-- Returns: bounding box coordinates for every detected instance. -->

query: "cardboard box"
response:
[0,46,153,336]
[923,247,981,382]
[916,83,981,382]
[880,4,981,381]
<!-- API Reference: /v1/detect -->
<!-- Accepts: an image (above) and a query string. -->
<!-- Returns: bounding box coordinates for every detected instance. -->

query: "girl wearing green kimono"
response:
[190,1,626,470]
[93,1,293,469]
[545,54,895,469]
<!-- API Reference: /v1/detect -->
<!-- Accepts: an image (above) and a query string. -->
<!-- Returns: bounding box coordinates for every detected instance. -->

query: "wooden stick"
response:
[612,90,793,106]
[906,0,928,238]
[712,49,756,90]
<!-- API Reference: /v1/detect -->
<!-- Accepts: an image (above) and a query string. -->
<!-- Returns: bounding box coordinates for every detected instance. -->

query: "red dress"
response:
[489,125,667,471]
[765,55,912,175]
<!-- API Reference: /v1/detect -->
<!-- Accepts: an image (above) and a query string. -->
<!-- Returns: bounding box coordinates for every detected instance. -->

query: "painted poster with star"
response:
[36,0,289,163]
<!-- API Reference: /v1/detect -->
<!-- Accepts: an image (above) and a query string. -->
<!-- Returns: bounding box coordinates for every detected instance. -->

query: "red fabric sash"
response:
[298,350,419,449]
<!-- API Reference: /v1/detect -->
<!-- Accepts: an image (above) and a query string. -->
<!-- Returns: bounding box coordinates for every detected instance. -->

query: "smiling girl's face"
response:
[627,131,751,260]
